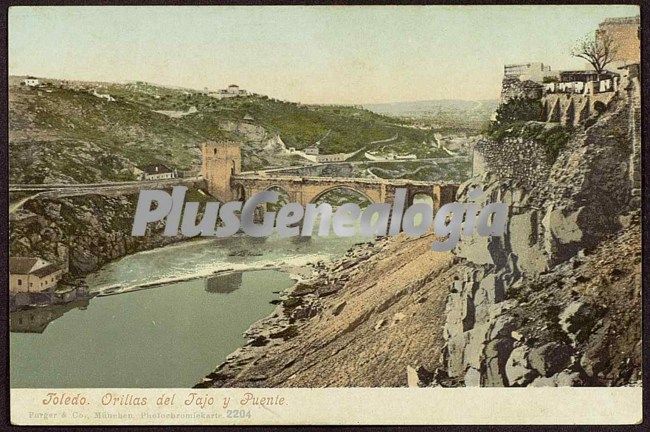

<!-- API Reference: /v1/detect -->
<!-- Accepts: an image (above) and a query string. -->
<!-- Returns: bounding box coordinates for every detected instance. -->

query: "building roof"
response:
[559,70,618,81]
[32,263,61,277]
[138,164,173,175]
[9,257,59,276]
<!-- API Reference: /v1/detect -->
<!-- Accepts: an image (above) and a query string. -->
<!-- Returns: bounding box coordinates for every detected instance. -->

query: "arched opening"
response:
[310,186,373,209]
[409,192,436,228]
[233,183,246,201]
[263,186,291,212]
[410,192,435,207]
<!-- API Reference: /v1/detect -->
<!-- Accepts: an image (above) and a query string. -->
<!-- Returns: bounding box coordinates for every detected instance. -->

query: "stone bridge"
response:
[202,141,458,209]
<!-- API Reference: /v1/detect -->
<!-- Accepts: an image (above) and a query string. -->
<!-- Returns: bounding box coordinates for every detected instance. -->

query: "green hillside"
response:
[9,77,441,183]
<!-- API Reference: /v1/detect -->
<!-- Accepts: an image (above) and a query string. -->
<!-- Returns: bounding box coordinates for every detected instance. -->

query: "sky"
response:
[8,5,639,104]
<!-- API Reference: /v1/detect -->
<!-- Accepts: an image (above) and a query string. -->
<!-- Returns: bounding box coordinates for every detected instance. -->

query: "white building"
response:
[208,84,248,99]
[22,78,40,87]
[9,257,63,294]
[504,62,558,83]
[135,164,177,180]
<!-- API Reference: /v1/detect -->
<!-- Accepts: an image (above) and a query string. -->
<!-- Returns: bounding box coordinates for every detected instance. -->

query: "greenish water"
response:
[10,233,364,388]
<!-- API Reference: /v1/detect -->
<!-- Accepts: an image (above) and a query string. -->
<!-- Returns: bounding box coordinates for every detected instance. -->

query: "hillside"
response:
[9,77,451,184]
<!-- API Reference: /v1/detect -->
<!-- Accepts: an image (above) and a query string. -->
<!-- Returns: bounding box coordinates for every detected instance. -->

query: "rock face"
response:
[9,194,181,276]
[436,95,641,387]
[192,93,641,389]
[197,234,463,388]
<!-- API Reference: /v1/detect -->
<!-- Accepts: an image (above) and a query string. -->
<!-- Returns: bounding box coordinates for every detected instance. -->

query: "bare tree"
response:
[571,32,618,78]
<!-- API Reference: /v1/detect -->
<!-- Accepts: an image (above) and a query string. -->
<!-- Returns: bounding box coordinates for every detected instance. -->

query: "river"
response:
[10,233,366,388]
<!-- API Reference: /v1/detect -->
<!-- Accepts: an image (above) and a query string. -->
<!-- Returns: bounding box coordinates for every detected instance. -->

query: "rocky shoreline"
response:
[194,239,386,388]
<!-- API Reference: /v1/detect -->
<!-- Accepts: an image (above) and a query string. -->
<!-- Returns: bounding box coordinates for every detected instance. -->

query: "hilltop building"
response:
[21,77,40,87]
[503,63,558,83]
[209,84,248,99]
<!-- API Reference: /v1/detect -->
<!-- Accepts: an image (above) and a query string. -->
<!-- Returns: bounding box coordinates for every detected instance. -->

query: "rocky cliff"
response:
[435,93,641,387]
[9,193,181,277]
[200,89,641,388]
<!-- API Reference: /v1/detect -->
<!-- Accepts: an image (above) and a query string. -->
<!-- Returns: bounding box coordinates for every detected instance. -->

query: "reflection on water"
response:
[11,221,373,388]
[10,299,90,334]
[205,271,243,294]
[10,269,292,388]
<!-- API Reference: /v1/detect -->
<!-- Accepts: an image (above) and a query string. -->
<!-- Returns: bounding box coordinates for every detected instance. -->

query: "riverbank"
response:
[10,226,366,388]
[196,233,461,388]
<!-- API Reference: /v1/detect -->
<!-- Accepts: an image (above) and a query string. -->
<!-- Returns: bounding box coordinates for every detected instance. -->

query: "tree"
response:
[492,97,543,128]
[571,32,618,78]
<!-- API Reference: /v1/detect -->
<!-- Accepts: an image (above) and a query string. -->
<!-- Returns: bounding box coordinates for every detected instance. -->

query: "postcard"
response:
[7,4,643,426]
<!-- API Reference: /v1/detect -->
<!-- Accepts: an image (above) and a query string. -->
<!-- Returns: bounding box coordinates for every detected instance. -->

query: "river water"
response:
[10,233,366,388]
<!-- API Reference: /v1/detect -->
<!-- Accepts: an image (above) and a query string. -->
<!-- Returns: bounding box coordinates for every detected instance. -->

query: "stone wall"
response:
[542,92,616,126]
[473,136,551,191]
[500,77,543,103]
[597,16,640,65]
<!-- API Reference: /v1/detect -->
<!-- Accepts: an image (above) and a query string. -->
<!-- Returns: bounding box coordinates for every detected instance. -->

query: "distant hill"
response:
[9,77,448,184]
[364,99,499,132]
[364,99,499,116]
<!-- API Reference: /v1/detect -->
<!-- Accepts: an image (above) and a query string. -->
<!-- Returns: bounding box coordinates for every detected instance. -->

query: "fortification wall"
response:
[473,137,551,191]
[500,77,543,102]
[542,92,616,126]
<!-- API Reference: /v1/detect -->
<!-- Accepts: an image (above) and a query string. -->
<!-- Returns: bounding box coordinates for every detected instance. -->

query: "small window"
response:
[17,279,22,286]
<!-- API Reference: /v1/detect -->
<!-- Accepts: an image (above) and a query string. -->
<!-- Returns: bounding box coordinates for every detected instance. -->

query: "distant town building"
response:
[314,153,349,163]
[503,63,557,83]
[22,77,40,87]
[9,257,63,294]
[597,15,641,68]
[208,84,248,99]
[135,164,177,180]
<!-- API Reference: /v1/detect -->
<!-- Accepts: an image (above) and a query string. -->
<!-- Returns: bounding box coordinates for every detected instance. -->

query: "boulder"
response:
[528,342,573,377]
[558,301,596,342]
[505,346,538,386]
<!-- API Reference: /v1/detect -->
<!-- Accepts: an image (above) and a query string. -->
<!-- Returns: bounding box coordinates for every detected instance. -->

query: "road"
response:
[242,155,469,175]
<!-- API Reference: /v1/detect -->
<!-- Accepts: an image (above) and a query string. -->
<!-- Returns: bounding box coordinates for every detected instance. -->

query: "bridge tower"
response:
[201,141,242,201]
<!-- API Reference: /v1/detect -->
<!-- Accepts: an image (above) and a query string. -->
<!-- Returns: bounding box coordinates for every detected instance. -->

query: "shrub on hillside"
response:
[491,97,543,128]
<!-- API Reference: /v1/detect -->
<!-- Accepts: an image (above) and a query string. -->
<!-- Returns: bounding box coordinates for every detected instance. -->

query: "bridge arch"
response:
[307,185,376,206]
[410,191,437,207]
